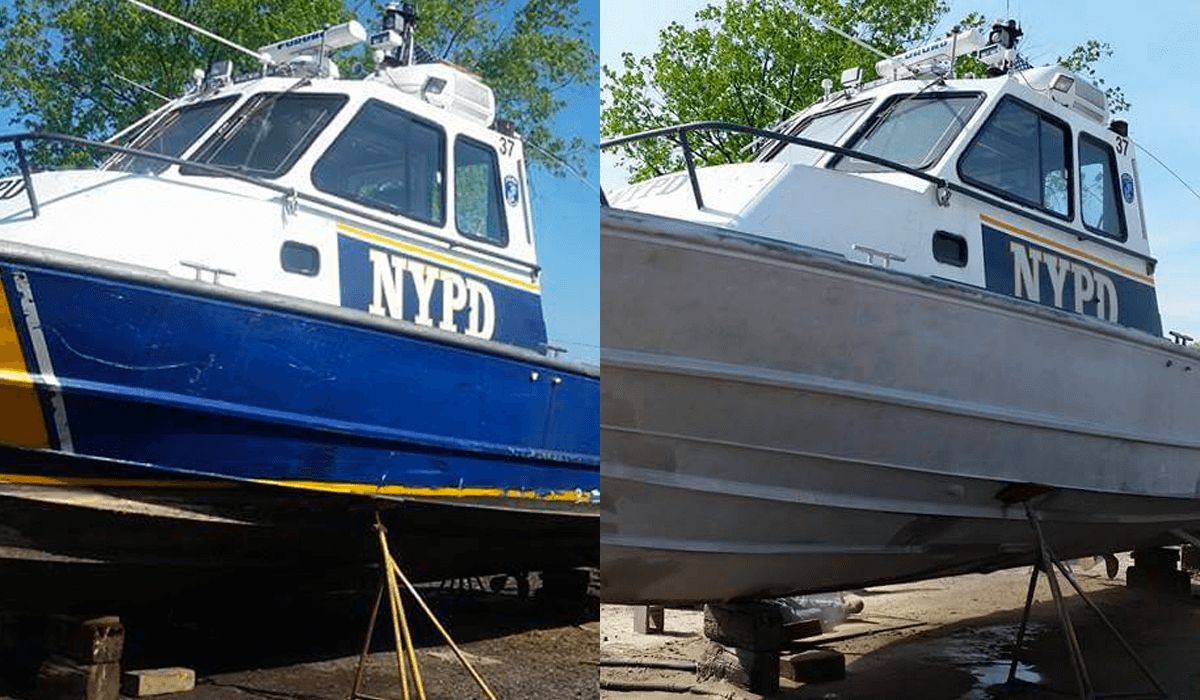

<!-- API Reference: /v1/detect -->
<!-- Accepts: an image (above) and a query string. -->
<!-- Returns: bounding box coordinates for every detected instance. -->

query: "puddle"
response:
[916,623,1046,699]
[957,661,1041,699]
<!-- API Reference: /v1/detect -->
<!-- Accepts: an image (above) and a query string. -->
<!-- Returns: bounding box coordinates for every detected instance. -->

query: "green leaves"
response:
[1057,39,1129,114]
[603,2,1129,183]
[0,0,595,175]
[602,0,946,183]
[347,0,597,176]
[0,0,350,168]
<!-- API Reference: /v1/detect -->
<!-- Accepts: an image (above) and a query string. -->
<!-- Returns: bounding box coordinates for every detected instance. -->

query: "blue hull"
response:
[0,257,597,502]
[0,253,598,591]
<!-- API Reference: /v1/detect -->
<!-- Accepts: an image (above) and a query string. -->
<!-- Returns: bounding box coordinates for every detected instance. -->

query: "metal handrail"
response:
[0,132,540,274]
[599,121,951,210]
[598,121,1159,269]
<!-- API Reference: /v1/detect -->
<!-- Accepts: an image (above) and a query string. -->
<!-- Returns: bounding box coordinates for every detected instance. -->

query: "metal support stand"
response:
[1007,502,1167,700]
[347,512,500,700]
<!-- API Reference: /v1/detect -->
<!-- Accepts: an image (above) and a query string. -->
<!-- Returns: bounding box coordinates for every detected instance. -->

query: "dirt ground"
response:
[1,573,599,700]
[600,554,1200,699]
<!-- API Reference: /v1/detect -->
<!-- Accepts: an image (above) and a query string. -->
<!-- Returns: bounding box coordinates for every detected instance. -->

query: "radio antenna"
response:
[797,8,918,76]
[113,72,169,102]
[125,0,272,65]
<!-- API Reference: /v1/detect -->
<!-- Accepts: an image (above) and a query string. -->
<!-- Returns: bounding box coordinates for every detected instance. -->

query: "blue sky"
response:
[601,0,1200,341]
[529,0,599,365]
[0,0,600,365]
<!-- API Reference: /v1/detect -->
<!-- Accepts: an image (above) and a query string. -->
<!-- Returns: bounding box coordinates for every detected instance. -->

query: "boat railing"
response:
[599,121,953,211]
[0,132,539,273]
[599,121,1157,269]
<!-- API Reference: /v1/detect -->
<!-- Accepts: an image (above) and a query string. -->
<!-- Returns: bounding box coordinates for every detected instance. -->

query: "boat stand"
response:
[1006,502,1166,700]
[346,512,500,700]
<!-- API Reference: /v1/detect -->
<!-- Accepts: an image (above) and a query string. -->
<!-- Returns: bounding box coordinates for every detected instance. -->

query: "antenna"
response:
[371,2,420,67]
[125,0,272,65]
[798,9,900,67]
[112,72,169,102]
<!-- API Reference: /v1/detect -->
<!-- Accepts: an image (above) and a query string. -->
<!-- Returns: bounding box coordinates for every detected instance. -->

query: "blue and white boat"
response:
[0,7,597,604]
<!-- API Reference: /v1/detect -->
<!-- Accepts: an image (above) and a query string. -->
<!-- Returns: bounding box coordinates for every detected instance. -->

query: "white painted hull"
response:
[600,208,1200,603]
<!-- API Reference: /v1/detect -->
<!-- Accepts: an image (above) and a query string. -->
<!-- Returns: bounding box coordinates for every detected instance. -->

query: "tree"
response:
[603,0,947,183]
[0,0,595,174]
[603,0,1125,183]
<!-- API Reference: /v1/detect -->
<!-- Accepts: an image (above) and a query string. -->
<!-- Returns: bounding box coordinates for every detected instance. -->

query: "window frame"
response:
[1077,131,1128,242]
[181,92,348,180]
[453,134,510,248]
[830,90,986,172]
[955,94,1075,222]
[309,98,448,228]
[760,99,874,164]
[108,95,239,174]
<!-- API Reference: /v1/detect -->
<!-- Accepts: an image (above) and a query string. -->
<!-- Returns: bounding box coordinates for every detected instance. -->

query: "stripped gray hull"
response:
[600,208,1200,604]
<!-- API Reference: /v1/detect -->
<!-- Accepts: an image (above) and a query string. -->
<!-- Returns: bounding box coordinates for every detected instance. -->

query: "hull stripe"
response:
[0,274,49,448]
[249,477,595,503]
[0,473,596,504]
[980,213,1154,285]
[10,272,73,452]
[336,222,541,292]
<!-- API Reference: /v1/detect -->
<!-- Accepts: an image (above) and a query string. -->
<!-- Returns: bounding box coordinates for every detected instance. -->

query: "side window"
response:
[311,100,446,226]
[958,97,1072,220]
[108,96,237,174]
[454,137,508,246]
[1078,133,1126,240]
[185,93,346,179]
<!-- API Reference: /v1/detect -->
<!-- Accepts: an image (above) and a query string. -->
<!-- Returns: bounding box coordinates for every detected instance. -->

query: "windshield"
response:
[184,93,347,179]
[771,102,870,165]
[107,97,237,174]
[834,93,982,172]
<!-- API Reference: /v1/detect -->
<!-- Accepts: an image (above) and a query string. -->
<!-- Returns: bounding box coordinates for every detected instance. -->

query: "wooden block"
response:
[35,656,119,700]
[703,602,783,651]
[782,648,846,683]
[1181,544,1199,574]
[782,618,824,641]
[697,640,780,695]
[121,668,196,697]
[46,616,124,665]
[633,605,665,634]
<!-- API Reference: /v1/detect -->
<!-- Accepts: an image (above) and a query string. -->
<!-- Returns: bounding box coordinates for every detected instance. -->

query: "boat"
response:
[0,5,598,607]
[599,20,1200,604]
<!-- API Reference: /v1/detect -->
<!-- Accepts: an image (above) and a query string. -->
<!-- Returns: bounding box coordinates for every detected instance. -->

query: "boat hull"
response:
[600,208,1200,603]
[0,245,598,603]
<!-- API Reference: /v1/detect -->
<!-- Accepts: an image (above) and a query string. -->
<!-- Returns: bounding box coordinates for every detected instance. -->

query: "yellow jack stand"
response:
[347,512,499,700]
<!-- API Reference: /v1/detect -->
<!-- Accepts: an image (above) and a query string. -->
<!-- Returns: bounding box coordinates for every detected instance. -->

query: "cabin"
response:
[0,18,549,352]
[607,22,1161,337]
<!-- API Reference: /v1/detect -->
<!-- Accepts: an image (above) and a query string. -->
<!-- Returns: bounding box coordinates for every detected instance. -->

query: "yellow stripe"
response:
[0,278,49,449]
[979,213,1154,285]
[337,222,541,292]
[0,474,593,504]
[250,478,593,504]
[0,474,228,488]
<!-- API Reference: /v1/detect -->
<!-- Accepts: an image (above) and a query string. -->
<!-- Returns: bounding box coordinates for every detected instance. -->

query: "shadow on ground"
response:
[2,569,600,700]
[601,565,1200,700]
[778,578,1200,699]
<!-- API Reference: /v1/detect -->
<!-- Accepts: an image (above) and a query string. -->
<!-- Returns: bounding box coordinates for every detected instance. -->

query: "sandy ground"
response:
[1,573,599,700]
[601,554,1200,699]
